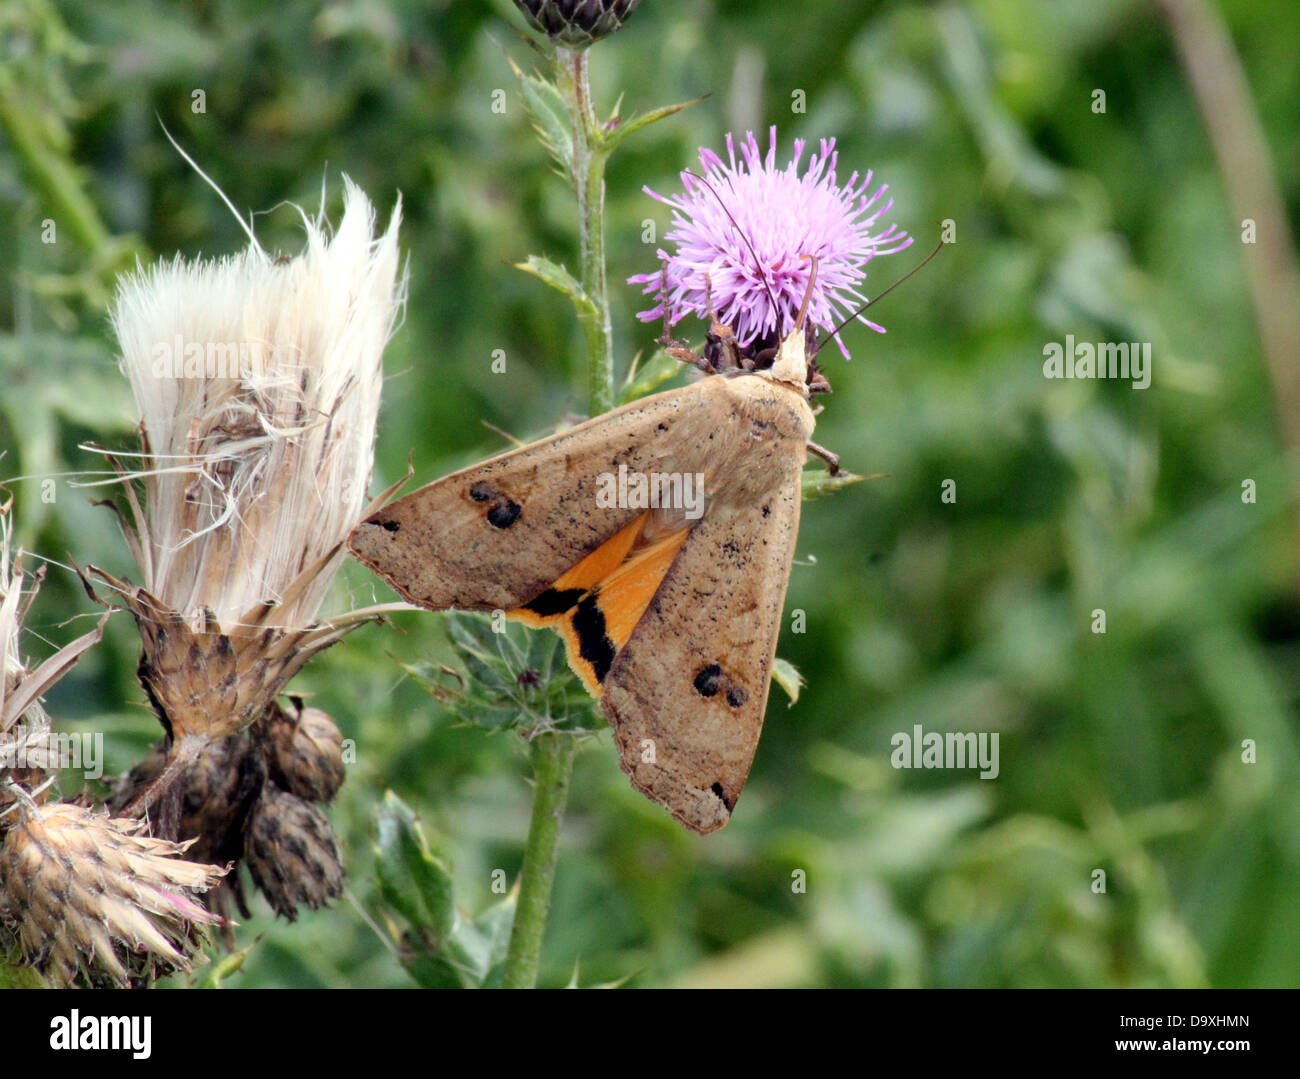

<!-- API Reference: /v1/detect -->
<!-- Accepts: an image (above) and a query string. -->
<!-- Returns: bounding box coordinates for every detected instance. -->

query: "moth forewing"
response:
[350,388,703,611]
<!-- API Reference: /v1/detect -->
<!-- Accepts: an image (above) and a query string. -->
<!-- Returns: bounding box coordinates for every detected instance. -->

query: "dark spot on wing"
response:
[487,499,522,529]
[374,518,399,532]
[710,781,734,811]
[693,663,722,697]
[469,482,494,502]
[726,686,748,708]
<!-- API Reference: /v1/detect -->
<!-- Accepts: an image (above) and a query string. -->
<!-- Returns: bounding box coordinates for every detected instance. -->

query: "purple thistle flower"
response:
[629,127,912,358]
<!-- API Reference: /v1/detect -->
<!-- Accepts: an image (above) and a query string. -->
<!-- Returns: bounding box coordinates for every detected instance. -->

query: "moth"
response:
[350,297,839,834]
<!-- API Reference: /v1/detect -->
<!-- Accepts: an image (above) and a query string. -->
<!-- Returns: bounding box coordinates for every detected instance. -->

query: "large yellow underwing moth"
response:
[350,317,822,834]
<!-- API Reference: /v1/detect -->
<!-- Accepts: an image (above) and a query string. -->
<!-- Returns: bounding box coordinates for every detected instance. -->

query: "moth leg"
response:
[697,274,744,374]
[654,265,681,350]
[653,267,715,372]
[807,439,840,475]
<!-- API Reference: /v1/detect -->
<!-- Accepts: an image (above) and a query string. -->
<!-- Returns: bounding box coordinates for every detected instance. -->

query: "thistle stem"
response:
[556,44,615,414]
[121,734,204,838]
[502,732,578,988]
[502,42,617,989]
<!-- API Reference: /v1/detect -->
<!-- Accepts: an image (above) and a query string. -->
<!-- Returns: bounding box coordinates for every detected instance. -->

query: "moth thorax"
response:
[770,328,809,388]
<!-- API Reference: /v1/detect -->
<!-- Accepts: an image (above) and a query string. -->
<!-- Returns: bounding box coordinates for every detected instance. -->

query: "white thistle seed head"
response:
[108,177,405,633]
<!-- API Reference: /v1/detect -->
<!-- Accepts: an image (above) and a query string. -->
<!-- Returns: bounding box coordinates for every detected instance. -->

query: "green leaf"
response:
[620,348,687,403]
[373,790,455,939]
[372,792,510,988]
[515,254,597,320]
[771,657,805,705]
[801,467,880,501]
[197,938,259,988]
[510,58,573,175]
[602,95,708,154]
[475,889,519,989]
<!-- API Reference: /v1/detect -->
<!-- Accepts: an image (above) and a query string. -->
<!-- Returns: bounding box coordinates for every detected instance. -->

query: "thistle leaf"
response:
[515,254,597,320]
[771,657,805,705]
[510,58,573,174]
[602,95,708,153]
[373,791,454,940]
[801,468,882,501]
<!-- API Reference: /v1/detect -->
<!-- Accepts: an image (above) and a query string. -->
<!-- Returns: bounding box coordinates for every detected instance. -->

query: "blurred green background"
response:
[2,0,1298,987]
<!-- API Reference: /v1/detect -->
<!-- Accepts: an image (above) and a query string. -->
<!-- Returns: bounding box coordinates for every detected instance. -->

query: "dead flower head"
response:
[91,178,406,814]
[1,497,104,823]
[1,500,222,987]
[0,801,226,987]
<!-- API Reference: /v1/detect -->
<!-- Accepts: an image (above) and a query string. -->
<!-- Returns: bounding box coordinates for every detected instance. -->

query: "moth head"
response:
[763,253,819,396]
[768,325,810,392]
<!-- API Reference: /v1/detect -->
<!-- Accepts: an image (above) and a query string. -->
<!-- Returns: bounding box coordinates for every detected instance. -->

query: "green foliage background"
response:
[2,0,1298,987]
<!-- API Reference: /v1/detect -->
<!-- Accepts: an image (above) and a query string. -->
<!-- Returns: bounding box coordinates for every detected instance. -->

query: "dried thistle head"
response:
[0,502,226,985]
[0,499,104,825]
[261,697,345,804]
[92,178,405,808]
[0,801,226,987]
[244,784,343,921]
[107,177,403,634]
[112,731,262,869]
[111,703,348,930]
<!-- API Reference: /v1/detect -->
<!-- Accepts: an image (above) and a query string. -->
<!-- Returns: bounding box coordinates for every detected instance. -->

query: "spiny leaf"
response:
[515,254,597,320]
[509,57,573,174]
[602,94,708,153]
[373,790,454,939]
[772,657,805,705]
[802,467,882,501]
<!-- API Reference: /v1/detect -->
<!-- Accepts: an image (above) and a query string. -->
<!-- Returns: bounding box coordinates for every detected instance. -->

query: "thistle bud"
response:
[513,0,641,47]
[262,698,345,804]
[245,784,343,920]
[0,803,225,987]
[112,732,262,867]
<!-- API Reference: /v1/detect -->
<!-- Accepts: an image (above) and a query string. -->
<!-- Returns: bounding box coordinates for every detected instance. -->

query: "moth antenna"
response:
[794,254,819,333]
[817,238,944,352]
[682,169,781,331]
